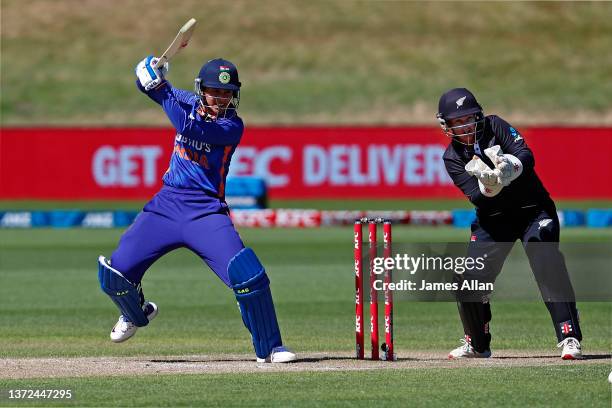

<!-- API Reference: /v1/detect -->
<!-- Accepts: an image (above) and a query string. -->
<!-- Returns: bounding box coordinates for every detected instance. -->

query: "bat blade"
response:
[153,18,197,69]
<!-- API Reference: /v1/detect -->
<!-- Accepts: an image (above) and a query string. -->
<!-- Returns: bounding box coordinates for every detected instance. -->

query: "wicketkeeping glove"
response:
[465,155,503,197]
[135,55,169,91]
[484,145,523,187]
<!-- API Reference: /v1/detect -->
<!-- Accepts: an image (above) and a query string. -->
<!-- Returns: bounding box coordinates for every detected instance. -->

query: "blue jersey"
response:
[137,81,243,198]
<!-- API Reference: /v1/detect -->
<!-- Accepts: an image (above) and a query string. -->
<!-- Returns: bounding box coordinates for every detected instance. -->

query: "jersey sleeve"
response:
[169,87,199,105]
[490,115,534,172]
[136,80,243,145]
[136,81,200,134]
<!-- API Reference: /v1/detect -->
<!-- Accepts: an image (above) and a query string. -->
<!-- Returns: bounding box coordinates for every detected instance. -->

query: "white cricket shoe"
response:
[110,301,158,343]
[256,346,297,363]
[448,336,492,359]
[557,337,583,360]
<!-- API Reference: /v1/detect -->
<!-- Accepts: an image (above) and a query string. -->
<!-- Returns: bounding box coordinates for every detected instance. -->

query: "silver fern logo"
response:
[538,219,553,229]
[456,96,467,108]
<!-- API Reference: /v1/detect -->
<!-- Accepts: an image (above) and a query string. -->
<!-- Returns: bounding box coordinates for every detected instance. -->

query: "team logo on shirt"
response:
[219,72,231,84]
[538,219,553,230]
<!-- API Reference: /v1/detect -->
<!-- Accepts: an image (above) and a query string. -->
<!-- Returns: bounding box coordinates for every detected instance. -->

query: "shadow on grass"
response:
[149,353,610,364]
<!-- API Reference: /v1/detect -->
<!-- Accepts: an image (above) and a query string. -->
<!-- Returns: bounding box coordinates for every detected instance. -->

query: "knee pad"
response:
[98,256,149,327]
[228,248,282,359]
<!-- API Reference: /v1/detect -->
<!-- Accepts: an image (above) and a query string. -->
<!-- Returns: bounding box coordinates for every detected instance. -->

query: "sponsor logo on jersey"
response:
[173,145,210,169]
[175,133,211,152]
[509,126,523,142]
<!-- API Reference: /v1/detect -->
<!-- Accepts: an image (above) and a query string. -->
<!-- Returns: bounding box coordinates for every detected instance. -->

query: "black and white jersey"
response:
[443,115,553,216]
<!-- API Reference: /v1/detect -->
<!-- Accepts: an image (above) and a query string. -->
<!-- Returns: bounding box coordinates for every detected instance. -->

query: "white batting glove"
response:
[135,55,169,91]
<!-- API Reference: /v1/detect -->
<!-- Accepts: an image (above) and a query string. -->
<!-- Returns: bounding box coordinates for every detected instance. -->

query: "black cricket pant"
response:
[456,205,582,353]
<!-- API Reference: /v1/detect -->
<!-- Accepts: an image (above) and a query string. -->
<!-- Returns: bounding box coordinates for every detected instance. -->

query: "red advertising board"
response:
[1,127,610,199]
[234,127,458,198]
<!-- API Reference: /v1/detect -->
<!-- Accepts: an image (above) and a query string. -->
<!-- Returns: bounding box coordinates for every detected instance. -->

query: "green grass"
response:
[0,227,610,406]
[1,365,610,407]
[2,1,612,125]
[0,227,610,358]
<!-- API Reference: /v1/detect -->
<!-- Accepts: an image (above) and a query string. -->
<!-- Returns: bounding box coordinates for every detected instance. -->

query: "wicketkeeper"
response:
[438,88,583,360]
[97,55,296,363]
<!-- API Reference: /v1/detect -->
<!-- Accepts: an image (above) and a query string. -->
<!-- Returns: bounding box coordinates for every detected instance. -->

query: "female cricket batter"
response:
[97,55,296,363]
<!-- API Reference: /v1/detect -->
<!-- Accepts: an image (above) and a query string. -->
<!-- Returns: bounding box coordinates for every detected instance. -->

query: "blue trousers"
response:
[111,185,244,287]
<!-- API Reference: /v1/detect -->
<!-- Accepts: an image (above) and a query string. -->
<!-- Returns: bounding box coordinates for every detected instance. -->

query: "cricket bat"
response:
[152,18,197,69]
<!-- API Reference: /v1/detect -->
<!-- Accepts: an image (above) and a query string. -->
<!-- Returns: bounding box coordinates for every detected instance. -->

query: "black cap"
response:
[197,58,241,91]
[437,88,482,120]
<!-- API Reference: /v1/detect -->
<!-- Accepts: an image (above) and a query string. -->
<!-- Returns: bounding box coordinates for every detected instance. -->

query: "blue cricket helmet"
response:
[196,58,241,91]
[194,58,241,120]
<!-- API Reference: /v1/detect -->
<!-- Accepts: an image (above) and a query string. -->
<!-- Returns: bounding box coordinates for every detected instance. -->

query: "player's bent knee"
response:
[97,255,149,327]
[228,248,282,359]
[228,248,267,288]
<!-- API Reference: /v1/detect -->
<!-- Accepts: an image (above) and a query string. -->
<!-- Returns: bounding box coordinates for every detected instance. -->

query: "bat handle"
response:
[152,56,166,70]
